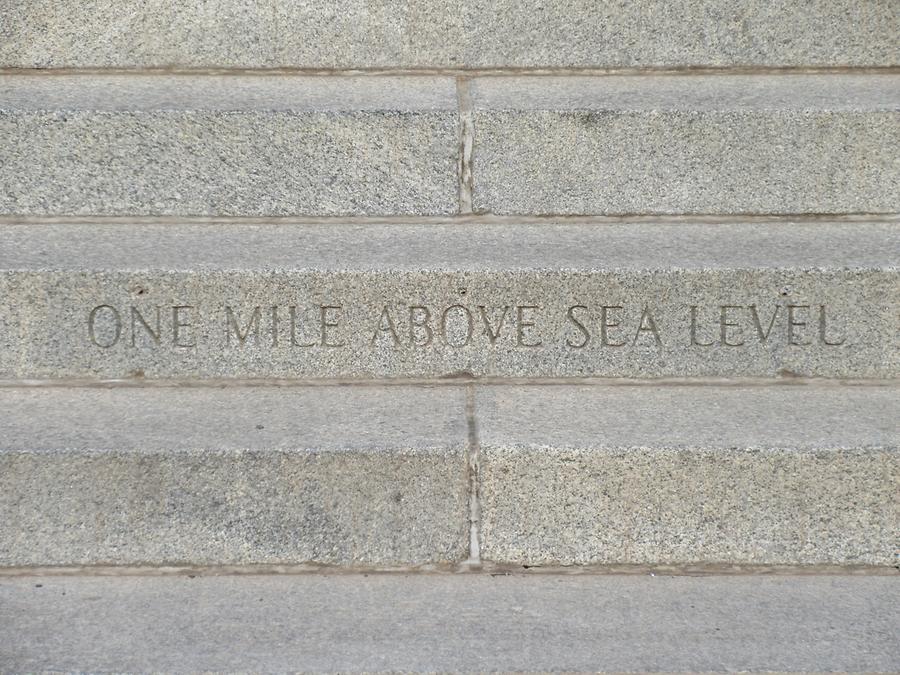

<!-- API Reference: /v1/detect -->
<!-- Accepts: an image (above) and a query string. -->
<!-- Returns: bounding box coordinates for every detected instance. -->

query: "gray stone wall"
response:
[0,1,897,572]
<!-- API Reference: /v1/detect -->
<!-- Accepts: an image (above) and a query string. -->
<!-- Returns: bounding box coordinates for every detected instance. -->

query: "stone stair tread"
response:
[476,384,899,449]
[3,221,898,270]
[3,0,898,69]
[1,74,897,217]
[2,573,898,672]
[469,74,900,215]
[0,385,470,568]
[0,75,459,217]
[1,222,897,379]
[0,384,896,568]
[475,384,899,566]
[471,73,900,111]
[0,74,458,111]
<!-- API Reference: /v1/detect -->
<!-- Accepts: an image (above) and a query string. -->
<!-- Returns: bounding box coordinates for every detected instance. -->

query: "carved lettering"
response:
[719,305,744,347]
[479,305,510,345]
[88,305,122,348]
[130,306,161,347]
[320,305,344,348]
[172,306,195,348]
[819,305,846,346]
[289,306,317,347]
[749,304,779,343]
[600,305,627,347]
[787,304,811,346]
[690,305,714,347]
[634,307,662,346]
[270,306,280,347]
[565,305,590,348]
[372,306,401,347]
[81,300,852,355]
[516,305,542,348]
[441,305,474,347]
[225,306,261,347]
[408,306,433,347]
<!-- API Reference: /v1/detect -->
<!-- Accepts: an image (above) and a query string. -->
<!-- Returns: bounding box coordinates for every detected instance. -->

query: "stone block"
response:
[2,576,899,672]
[2,1,897,69]
[456,0,900,69]
[470,75,900,215]
[1,222,897,379]
[477,385,899,566]
[0,75,459,216]
[0,386,469,566]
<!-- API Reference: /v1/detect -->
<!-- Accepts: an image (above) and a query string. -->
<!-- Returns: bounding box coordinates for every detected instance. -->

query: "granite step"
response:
[0,75,460,217]
[2,0,897,70]
[1,221,897,380]
[2,574,898,672]
[0,384,896,569]
[0,385,471,568]
[469,74,900,216]
[1,74,897,217]
[474,384,898,568]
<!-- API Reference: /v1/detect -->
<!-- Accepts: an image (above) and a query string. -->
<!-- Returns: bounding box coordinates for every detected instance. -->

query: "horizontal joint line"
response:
[1,67,899,77]
[0,377,896,389]
[1,214,899,226]
[0,562,894,577]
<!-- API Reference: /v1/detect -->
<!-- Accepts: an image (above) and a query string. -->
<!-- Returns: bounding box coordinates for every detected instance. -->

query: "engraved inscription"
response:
[85,301,849,352]
[88,304,197,349]
[688,304,845,348]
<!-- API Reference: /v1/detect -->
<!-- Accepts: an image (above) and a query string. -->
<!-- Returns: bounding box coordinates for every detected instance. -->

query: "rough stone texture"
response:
[0,387,469,566]
[2,1,897,68]
[1,575,898,672]
[1,222,897,380]
[471,75,900,215]
[0,75,458,216]
[477,385,900,567]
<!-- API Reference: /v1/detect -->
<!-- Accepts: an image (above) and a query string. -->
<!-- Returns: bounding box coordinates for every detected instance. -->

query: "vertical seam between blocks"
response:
[456,78,475,215]
[465,383,482,565]
[270,0,280,66]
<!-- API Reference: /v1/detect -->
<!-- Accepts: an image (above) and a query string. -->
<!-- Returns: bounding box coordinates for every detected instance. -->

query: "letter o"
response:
[440,305,474,347]
[88,305,122,348]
